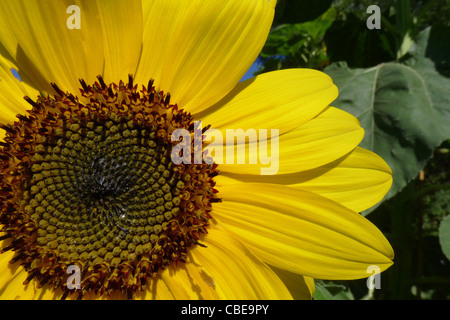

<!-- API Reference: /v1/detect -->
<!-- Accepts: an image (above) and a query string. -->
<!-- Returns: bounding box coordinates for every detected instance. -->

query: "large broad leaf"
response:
[324,31,450,206]
[439,215,450,261]
[413,25,450,77]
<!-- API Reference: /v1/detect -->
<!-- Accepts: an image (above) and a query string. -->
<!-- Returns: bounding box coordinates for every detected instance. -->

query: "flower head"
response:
[0,0,393,299]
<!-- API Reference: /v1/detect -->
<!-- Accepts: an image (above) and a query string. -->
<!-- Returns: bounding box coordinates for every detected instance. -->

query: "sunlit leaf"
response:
[313,280,354,300]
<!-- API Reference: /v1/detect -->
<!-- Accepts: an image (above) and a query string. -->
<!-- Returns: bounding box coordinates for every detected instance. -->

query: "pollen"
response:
[0,75,219,299]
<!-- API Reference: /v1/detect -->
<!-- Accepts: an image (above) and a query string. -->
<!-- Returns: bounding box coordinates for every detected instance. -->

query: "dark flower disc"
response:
[0,76,219,299]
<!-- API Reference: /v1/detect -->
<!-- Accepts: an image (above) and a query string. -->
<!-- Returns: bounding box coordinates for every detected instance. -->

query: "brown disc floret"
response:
[0,76,219,299]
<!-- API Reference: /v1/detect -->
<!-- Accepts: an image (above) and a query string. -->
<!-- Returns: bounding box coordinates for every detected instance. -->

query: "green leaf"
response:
[324,12,397,67]
[322,26,450,208]
[273,0,333,25]
[296,7,336,40]
[439,215,450,261]
[324,57,450,205]
[412,25,450,77]
[258,7,335,72]
[313,281,354,300]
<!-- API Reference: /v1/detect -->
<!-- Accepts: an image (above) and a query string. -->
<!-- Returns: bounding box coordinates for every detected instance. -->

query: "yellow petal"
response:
[199,69,338,134]
[95,0,143,83]
[213,107,390,212]
[135,0,275,113]
[0,2,49,93]
[0,0,99,93]
[289,147,392,212]
[213,183,394,280]
[0,250,36,300]
[0,56,41,125]
[0,0,142,94]
[155,264,221,300]
[151,226,292,299]
[0,249,15,287]
[269,266,315,300]
[216,146,392,213]
[215,107,364,175]
[315,105,362,124]
[2,227,291,300]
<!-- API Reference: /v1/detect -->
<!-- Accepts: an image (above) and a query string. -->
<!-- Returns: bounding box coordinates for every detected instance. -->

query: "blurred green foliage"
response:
[256,0,450,300]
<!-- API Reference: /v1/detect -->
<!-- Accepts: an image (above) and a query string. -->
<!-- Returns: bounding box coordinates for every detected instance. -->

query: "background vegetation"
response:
[254,0,450,299]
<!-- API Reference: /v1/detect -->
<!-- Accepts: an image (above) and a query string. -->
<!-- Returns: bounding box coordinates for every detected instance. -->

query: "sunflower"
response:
[0,0,393,300]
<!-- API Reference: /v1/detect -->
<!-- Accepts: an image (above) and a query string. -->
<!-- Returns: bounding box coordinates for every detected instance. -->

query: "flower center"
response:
[0,76,219,299]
